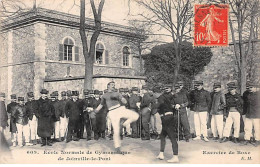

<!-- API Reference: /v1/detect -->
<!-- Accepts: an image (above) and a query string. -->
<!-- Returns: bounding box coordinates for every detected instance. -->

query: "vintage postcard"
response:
[0,0,259,164]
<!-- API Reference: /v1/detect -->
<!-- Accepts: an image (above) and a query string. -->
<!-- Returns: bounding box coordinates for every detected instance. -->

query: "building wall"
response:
[44,24,142,79]
[0,32,9,96]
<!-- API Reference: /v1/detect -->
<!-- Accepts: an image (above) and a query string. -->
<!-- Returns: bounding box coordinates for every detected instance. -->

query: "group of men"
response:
[0,80,259,163]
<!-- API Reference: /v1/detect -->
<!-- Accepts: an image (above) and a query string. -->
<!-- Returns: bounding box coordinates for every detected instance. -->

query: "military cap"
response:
[163,84,172,88]
[196,81,203,85]
[153,86,161,93]
[174,84,180,89]
[67,90,72,96]
[83,89,89,95]
[94,90,100,95]
[131,87,139,92]
[177,81,184,85]
[107,81,115,86]
[213,82,221,88]
[51,91,58,97]
[61,91,67,96]
[40,89,49,94]
[10,94,17,99]
[227,82,237,88]
[27,92,34,97]
[72,91,79,96]
[247,82,260,88]
[124,88,129,93]
[119,88,125,93]
[17,97,24,101]
[99,91,103,95]
[0,92,5,97]
[89,90,94,94]
[104,89,108,93]
[142,85,148,90]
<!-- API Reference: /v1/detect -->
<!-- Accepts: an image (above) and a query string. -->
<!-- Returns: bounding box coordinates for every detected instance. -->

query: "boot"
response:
[12,142,17,147]
[32,139,37,145]
[37,139,41,144]
[233,138,239,143]
[47,137,52,146]
[94,133,99,140]
[203,137,209,142]
[220,137,229,143]
[25,142,33,146]
[167,155,179,163]
[156,152,164,160]
[61,137,64,141]
[193,136,201,140]
[109,134,113,140]
[41,138,46,147]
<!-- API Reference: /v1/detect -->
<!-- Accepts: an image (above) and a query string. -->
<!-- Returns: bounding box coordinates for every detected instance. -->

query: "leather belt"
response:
[109,104,121,111]
[160,112,173,117]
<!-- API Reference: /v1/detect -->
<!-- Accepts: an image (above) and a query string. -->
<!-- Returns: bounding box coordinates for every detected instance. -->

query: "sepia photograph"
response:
[0,0,259,164]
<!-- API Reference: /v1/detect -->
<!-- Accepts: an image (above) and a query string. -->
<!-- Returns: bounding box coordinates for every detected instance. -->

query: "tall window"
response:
[123,46,130,66]
[96,43,104,64]
[59,37,79,61]
[63,38,74,61]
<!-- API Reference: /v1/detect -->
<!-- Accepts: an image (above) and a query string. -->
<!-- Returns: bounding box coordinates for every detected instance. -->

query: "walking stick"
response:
[177,109,180,141]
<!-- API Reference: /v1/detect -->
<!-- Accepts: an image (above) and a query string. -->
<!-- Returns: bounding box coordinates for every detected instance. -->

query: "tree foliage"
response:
[143,41,213,85]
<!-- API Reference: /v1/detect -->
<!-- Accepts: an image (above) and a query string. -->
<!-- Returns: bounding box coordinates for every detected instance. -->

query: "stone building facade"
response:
[0,8,146,100]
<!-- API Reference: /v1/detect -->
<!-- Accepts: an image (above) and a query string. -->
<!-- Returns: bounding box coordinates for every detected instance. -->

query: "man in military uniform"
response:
[209,82,226,142]
[128,87,141,138]
[243,82,260,146]
[193,81,211,142]
[65,91,81,142]
[37,89,56,146]
[173,84,191,142]
[12,97,33,147]
[25,92,40,145]
[81,89,93,140]
[50,91,62,142]
[140,85,156,140]
[96,90,107,139]
[156,84,179,163]
[0,93,8,133]
[58,91,68,141]
[221,82,243,143]
[7,94,18,146]
[188,81,199,138]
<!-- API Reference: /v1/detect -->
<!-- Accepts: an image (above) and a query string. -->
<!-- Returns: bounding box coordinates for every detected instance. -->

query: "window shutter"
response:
[59,44,64,61]
[105,50,109,64]
[75,46,79,61]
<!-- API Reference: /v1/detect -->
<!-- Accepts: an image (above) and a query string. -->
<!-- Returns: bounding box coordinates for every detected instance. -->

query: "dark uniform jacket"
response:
[65,99,81,121]
[140,92,155,109]
[245,91,260,119]
[210,91,226,115]
[56,99,67,118]
[242,90,250,115]
[158,92,175,115]
[7,102,17,132]
[13,104,29,125]
[25,100,38,120]
[173,91,189,113]
[189,89,197,111]
[0,101,8,128]
[51,100,60,122]
[225,92,243,116]
[37,97,55,137]
[193,88,211,112]
[128,94,141,111]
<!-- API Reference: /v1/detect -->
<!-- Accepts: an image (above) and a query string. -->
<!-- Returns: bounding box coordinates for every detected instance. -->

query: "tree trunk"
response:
[138,45,143,74]
[84,53,93,89]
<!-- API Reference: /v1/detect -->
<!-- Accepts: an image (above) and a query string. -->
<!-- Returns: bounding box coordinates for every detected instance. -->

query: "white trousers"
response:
[188,109,195,134]
[194,111,208,137]
[60,117,68,138]
[244,118,260,141]
[29,115,39,140]
[11,132,17,143]
[107,116,112,135]
[108,106,139,148]
[223,112,240,138]
[211,115,224,138]
[54,121,61,138]
[16,123,30,146]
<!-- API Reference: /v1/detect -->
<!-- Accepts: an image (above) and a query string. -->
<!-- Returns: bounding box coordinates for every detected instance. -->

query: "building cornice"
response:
[44,74,146,82]
[0,7,146,40]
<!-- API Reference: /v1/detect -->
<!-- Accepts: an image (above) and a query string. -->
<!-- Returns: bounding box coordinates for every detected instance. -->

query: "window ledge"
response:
[120,66,132,69]
[94,63,108,67]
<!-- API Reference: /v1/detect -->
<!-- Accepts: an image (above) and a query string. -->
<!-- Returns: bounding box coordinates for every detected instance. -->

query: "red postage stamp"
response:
[194,4,229,47]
